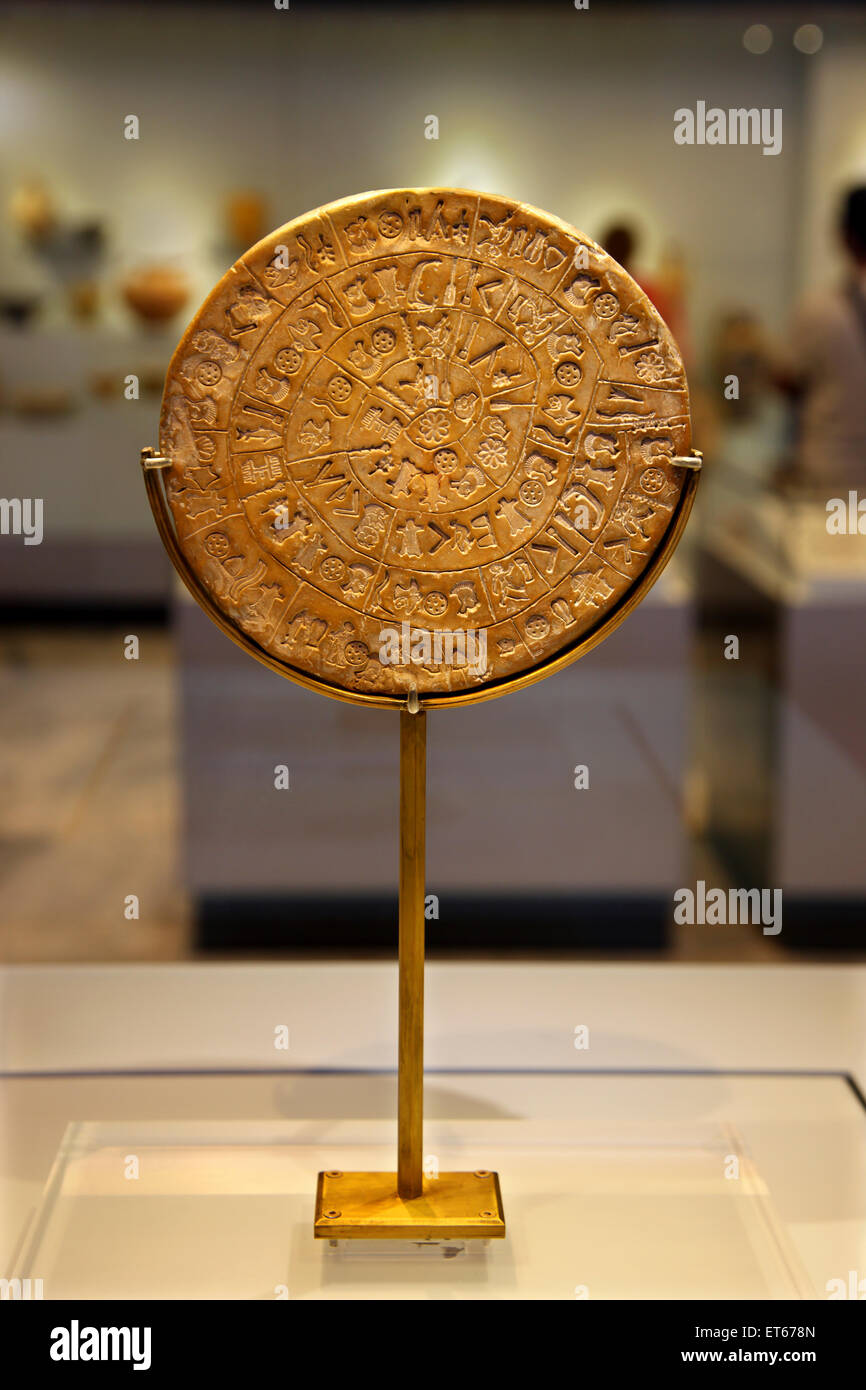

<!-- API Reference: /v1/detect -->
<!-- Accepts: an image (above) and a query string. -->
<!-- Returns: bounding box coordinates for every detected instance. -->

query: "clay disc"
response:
[158,188,695,708]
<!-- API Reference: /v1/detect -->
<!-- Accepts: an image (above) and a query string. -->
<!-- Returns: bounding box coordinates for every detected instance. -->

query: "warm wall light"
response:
[793,24,823,55]
[743,24,773,55]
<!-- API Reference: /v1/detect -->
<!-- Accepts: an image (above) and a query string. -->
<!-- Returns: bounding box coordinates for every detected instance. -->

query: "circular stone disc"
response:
[158,188,695,708]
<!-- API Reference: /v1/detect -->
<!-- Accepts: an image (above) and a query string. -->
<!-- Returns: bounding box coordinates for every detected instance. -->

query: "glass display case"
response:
[5,1069,863,1299]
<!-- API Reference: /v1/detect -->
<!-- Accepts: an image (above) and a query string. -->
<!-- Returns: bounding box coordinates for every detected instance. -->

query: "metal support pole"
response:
[397,705,426,1199]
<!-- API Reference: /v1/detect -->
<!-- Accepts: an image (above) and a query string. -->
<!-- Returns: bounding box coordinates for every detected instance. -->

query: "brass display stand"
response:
[314,706,506,1239]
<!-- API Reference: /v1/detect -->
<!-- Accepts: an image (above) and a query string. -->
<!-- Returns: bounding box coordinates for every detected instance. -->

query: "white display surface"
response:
[8,1073,862,1301]
[3,966,864,1298]
[2,963,864,1079]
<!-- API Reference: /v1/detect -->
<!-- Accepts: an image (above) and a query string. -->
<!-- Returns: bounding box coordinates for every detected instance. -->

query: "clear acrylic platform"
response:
[4,1071,864,1299]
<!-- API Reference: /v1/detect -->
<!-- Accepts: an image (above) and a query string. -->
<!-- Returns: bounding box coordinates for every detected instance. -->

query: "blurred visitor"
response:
[775,185,866,491]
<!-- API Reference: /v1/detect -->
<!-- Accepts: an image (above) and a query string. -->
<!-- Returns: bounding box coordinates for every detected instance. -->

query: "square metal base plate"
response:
[314,1170,505,1239]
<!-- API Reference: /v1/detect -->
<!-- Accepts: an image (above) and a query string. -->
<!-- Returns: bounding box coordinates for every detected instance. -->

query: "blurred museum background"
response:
[0,0,864,962]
